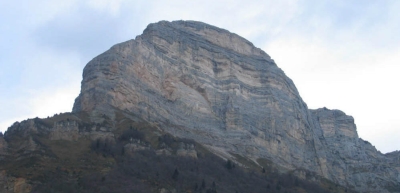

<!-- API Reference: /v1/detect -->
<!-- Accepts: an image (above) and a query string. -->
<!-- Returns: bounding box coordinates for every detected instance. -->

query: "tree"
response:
[172,168,179,180]
[226,159,233,170]
[276,184,281,191]
[208,181,217,193]
[121,146,125,156]
[202,179,206,189]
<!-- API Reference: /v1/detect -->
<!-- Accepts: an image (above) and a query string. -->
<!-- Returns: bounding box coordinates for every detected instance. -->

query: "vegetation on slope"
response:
[1,112,357,193]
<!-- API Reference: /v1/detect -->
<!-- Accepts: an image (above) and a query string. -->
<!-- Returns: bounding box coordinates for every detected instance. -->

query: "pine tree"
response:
[172,168,179,180]
[226,159,233,169]
[202,179,206,189]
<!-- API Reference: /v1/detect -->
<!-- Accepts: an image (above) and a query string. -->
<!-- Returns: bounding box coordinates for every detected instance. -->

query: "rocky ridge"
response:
[1,20,398,192]
[71,20,400,192]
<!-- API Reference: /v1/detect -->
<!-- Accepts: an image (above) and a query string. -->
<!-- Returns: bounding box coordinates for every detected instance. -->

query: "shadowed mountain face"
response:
[71,20,400,192]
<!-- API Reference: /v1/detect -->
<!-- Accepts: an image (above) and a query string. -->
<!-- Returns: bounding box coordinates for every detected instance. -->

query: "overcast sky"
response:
[1,0,399,153]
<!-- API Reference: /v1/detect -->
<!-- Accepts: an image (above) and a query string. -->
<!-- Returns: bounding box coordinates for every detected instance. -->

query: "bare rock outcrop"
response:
[72,20,400,192]
[124,139,150,155]
[73,20,319,171]
[311,108,400,192]
[176,142,197,158]
[49,120,79,141]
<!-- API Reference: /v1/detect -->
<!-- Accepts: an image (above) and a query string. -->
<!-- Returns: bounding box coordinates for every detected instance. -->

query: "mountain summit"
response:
[1,20,399,192]
[73,20,400,192]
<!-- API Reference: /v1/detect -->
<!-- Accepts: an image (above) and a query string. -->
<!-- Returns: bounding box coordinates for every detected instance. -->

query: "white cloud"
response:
[264,30,400,153]
[0,83,80,133]
[86,0,124,16]
[0,35,83,133]
[29,84,80,118]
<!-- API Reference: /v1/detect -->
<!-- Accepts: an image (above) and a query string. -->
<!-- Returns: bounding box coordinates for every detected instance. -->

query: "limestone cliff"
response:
[72,20,399,192]
[73,19,320,172]
[311,108,400,192]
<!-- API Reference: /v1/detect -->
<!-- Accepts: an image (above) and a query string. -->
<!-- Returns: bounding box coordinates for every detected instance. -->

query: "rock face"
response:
[73,20,400,192]
[176,142,197,158]
[311,108,400,192]
[49,120,79,141]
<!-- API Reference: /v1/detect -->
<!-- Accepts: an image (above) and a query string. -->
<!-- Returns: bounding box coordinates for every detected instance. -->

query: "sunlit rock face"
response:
[73,20,319,169]
[73,20,400,192]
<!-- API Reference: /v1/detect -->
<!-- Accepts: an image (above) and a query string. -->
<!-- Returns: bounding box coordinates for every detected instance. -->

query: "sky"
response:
[0,0,399,153]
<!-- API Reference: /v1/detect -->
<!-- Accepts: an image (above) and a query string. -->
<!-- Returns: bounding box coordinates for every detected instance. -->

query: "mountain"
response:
[1,20,399,193]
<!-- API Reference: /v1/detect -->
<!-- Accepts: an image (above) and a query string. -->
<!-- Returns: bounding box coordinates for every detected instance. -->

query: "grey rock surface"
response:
[72,20,400,192]
[49,120,80,141]
[311,108,400,192]
[176,142,197,158]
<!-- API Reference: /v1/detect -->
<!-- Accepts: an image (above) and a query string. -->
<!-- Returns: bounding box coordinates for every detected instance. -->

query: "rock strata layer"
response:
[73,20,400,192]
